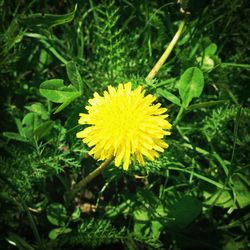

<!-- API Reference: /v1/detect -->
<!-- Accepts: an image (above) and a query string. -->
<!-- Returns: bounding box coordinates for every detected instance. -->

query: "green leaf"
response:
[156,88,181,106]
[47,203,67,226]
[232,175,250,208]
[205,43,217,56]
[40,79,79,103]
[133,209,150,236]
[3,132,28,143]
[33,121,54,140]
[15,118,25,137]
[178,67,204,108]
[25,102,49,120]
[40,79,81,113]
[167,196,202,228]
[71,207,81,221]
[151,220,163,238]
[134,209,149,222]
[197,56,215,72]
[133,206,166,238]
[22,113,41,138]
[204,190,232,209]
[54,91,81,114]
[66,61,84,93]
[19,5,77,28]
[204,174,250,209]
[48,227,72,240]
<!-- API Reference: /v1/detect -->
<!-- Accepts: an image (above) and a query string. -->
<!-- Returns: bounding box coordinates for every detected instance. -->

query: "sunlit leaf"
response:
[156,88,181,106]
[178,67,204,108]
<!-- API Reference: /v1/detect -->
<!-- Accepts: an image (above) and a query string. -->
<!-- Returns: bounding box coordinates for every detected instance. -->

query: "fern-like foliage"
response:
[90,1,129,85]
[202,106,250,142]
[55,219,125,249]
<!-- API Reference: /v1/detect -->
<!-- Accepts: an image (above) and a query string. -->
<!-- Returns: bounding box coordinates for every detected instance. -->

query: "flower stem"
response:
[71,156,114,195]
[145,20,185,83]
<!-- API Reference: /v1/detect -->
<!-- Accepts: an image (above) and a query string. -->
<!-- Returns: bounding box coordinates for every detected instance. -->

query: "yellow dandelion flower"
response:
[76,82,172,170]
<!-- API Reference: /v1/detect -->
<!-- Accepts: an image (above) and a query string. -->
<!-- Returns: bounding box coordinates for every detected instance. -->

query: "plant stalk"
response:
[71,156,114,195]
[145,20,185,82]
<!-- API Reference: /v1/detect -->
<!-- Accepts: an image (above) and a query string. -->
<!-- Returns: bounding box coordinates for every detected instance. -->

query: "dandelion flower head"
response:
[77,82,172,170]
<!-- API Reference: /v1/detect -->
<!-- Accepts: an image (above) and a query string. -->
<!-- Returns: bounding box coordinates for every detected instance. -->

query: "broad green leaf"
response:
[205,43,217,56]
[133,206,166,238]
[231,175,250,208]
[204,190,232,208]
[33,121,54,140]
[167,196,202,228]
[22,113,41,138]
[15,118,25,137]
[54,91,81,114]
[156,88,181,106]
[48,227,72,240]
[40,79,79,103]
[204,174,250,209]
[3,132,28,143]
[178,67,204,108]
[66,61,84,93]
[25,102,49,120]
[47,203,67,226]
[19,5,77,28]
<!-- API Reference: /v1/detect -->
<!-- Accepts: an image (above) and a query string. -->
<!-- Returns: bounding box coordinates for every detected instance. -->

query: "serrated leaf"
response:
[156,88,181,106]
[19,5,77,28]
[66,61,83,93]
[178,67,204,108]
[47,203,67,226]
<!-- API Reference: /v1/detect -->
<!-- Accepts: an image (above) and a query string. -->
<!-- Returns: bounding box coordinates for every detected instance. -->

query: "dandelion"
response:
[76,82,172,170]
